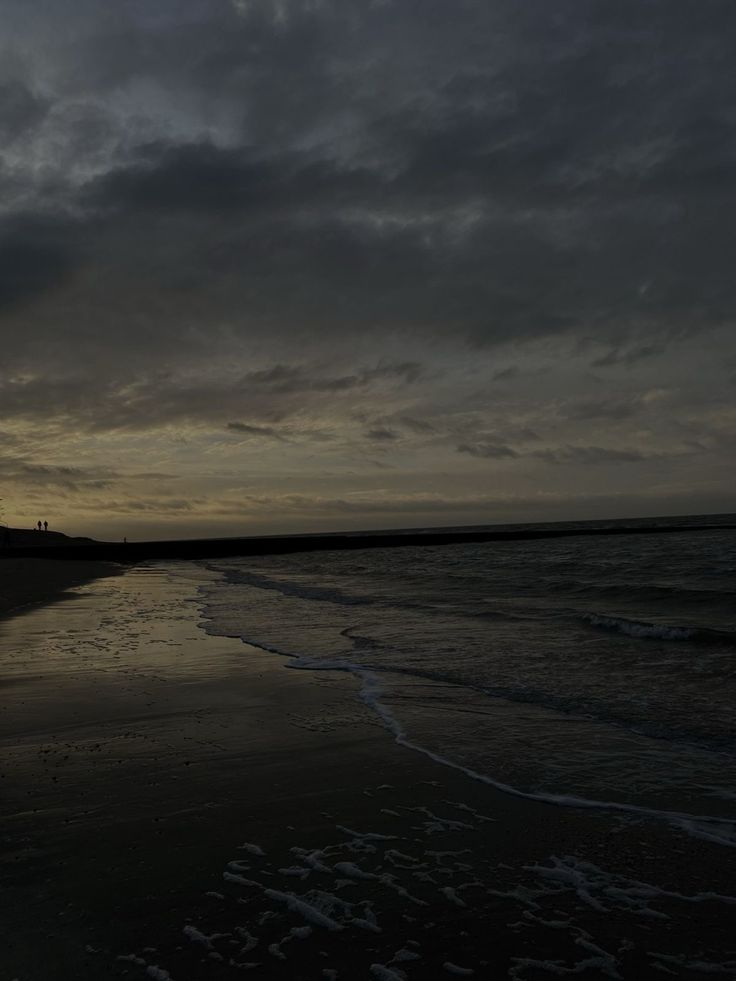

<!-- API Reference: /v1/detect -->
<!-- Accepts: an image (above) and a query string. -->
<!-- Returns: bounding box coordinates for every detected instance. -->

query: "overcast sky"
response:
[1,0,734,539]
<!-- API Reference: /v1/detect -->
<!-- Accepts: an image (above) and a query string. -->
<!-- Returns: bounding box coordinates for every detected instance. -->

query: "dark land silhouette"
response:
[1,528,96,549]
[1,515,734,563]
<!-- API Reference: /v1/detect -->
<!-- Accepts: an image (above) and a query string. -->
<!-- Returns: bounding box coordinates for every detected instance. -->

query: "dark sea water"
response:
[199,517,736,845]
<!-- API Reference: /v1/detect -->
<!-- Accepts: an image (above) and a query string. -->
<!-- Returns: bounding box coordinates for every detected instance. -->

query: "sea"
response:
[198,515,736,845]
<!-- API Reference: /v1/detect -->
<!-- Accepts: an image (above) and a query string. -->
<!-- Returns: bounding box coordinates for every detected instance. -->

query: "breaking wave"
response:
[580,612,735,644]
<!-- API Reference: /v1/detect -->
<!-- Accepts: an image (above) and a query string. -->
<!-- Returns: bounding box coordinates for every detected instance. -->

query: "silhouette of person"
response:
[37,520,42,531]
[43,521,48,532]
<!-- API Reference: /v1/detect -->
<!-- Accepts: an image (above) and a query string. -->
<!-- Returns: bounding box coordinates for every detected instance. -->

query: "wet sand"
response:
[0,557,120,617]
[1,564,735,980]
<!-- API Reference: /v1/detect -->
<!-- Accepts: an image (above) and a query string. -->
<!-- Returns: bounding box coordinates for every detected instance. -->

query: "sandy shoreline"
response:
[1,564,735,979]
[0,557,121,618]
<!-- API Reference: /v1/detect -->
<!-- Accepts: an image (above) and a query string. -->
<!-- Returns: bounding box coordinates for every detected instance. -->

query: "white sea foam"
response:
[227,860,251,872]
[183,925,213,948]
[279,865,311,879]
[262,888,344,930]
[370,964,406,980]
[649,953,736,975]
[218,637,736,847]
[441,886,467,907]
[384,849,424,872]
[223,870,260,888]
[290,846,333,873]
[443,801,495,822]
[350,914,383,933]
[118,954,146,966]
[234,927,258,952]
[199,576,736,849]
[392,947,421,962]
[335,824,398,841]
[341,662,736,847]
[331,859,425,905]
[526,855,736,916]
[408,805,474,834]
[333,860,374,880]
[580,612,696,640]
[146,967,174,981]
[509,953,620,979]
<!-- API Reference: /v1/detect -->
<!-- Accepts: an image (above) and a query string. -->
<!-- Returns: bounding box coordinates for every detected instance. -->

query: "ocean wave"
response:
[205,563,375,607]
[581,613,695,640]
[198,614,736,848]
[205,563,525,623]
[580,612,736,644]
[196,583,736,846]
[199,603,733,754]
[551,580,736,605]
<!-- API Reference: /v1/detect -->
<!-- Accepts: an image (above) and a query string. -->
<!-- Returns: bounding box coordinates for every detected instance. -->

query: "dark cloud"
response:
[226,422,286,439]
[0,215,79,311]
[240,362,423,394]
[456,439,688,466]
[365,428,398,442]
[0,361,424,433]
[591,343,666,368]
[0,80,49,141]
[492,366,520,382]
[85,143,330,216]
[394,416,437,435]
[561,397,644,421]
[0,456,115,490]
[534,445,661,465]
[457,442,519,459]
[2,0,735,367]
[82,497,197,514]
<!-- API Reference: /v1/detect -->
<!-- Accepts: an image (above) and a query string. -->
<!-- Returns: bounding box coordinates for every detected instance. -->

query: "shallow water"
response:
[198,524,736,838]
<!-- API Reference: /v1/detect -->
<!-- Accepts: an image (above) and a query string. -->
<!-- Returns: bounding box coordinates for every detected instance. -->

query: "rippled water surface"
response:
[199,522,736,831]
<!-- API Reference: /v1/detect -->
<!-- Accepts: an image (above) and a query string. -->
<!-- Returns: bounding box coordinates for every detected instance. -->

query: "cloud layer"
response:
[1,0,734,536]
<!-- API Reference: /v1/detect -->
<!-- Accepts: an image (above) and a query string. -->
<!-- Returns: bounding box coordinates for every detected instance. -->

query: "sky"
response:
[0,0,734,540]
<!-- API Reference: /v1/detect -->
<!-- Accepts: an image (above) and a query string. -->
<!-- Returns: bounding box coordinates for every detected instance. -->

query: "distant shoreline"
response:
[2,516,735,563]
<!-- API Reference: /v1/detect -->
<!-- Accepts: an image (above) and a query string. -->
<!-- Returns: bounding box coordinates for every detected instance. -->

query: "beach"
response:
[1,559,735,980]
[0,558,121,618]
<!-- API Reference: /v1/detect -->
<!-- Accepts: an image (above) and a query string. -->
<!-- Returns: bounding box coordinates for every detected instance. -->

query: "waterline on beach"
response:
[197,531,736,842]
